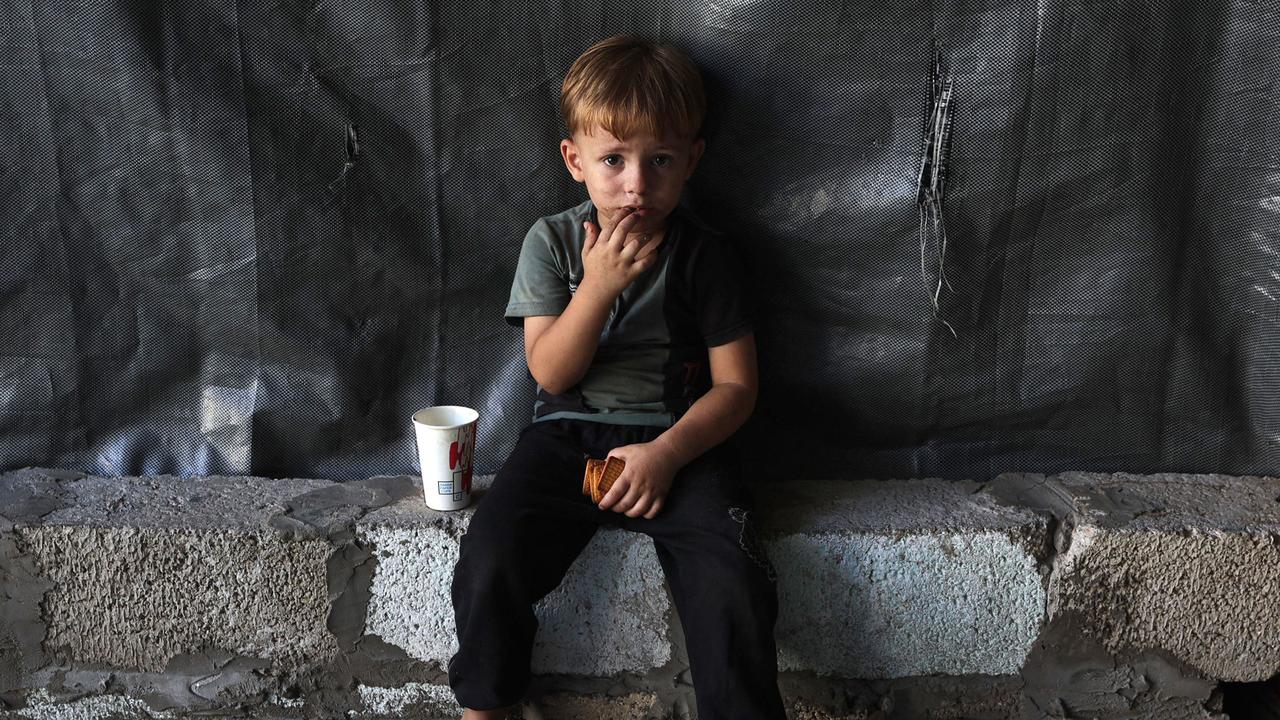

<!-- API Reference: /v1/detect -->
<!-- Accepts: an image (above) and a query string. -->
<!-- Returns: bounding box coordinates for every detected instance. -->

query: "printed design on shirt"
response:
[729,507,777,582]
[681,361,703,398]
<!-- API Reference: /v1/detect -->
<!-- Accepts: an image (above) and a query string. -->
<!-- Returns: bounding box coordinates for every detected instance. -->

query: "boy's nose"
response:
[624,167,649,196]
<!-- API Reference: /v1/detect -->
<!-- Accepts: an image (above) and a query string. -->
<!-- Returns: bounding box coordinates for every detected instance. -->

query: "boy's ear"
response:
[560,138,586,182]
[684,137,706,179]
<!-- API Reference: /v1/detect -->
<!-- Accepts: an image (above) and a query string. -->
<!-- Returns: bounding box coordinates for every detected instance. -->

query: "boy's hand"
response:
[597,440,680,519]
[580,209,662,300]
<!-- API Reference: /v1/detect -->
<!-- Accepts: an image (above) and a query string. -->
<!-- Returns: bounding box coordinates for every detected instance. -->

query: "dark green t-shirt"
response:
[505,200,752,427]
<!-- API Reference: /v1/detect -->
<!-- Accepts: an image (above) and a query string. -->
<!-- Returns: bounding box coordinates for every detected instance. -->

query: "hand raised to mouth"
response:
[578,207,664,300]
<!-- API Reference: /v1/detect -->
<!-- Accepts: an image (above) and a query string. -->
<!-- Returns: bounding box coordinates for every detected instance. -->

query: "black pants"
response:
[449,419,785,719]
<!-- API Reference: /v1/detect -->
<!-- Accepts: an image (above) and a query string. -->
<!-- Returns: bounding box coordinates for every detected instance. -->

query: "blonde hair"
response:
[561,35,707,140]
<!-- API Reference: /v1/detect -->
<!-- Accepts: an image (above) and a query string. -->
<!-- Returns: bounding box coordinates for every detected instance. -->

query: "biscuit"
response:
[583,456,625,504]
[584,458,605,496]
[598,456,625,502]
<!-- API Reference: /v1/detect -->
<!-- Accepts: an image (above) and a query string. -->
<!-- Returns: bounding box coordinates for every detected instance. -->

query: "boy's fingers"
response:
[631,253,658,274]
[598,475,628,508]
[598,211,623,240]
[610,483,642,514]
[643,499,663,520]
[635,234,661,260]
[612,491,632,513]
[625,494,650,518]
[620,241,655,267]
[604,210,640,246]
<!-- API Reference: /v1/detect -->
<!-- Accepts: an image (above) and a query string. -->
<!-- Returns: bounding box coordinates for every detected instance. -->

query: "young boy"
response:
[448,35,786,719]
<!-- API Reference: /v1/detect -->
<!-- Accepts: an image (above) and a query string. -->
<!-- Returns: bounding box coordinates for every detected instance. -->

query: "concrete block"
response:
[353,685,658,720]
[358,489,671,676]
[758,480,1048,678]
[356,682,462,718]
[9,472,341,673]
[1048,472,1280,682]
[531,528,670,674]
[22,526,336,673]
[1019,611,1224,719]
[535,692,658,719]
[781,674,1024,720]
[9,466,1270,719]
[9,689,173,719]
[359,516,464,666]
[785,699,871,720]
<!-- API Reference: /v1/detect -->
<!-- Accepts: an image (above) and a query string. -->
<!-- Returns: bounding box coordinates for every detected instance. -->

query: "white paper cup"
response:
[412,405,478,511]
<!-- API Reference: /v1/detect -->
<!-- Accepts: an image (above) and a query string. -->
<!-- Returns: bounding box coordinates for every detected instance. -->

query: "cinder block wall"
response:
[3,468,1277,719]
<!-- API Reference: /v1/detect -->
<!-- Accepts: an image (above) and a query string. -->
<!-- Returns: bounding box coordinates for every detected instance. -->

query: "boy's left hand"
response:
[598,441,681,519]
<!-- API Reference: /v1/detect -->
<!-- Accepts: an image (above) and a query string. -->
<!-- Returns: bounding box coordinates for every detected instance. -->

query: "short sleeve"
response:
[505,219,572,327]
[692,235,753,346]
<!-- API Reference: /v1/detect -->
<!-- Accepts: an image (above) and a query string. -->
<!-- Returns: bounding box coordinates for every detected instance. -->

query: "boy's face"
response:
[560,126,705,234]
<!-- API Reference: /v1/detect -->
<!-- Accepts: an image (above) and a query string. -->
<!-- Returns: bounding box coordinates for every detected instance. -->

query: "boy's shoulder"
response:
[529,200,594,248]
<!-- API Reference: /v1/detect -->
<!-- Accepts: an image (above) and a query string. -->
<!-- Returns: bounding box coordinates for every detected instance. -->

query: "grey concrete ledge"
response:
[1043,472,1280,682]
[2,468,1275,719]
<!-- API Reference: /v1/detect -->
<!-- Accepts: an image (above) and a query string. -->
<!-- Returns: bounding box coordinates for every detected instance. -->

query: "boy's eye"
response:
[652,155,672,167]
[603,155,622,166]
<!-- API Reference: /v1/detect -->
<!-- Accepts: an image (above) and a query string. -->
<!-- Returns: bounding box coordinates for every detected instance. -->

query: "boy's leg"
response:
[449,421,602,711]
[622,444,787,720]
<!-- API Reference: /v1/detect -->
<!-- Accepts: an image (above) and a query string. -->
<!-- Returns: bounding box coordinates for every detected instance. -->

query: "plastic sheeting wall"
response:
[2,2,1278,481]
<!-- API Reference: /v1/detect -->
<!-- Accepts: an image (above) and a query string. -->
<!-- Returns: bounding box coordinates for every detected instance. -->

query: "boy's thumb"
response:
[583,221,597,250]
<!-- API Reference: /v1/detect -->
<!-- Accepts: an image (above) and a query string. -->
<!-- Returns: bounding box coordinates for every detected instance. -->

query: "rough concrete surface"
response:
[771,530,1044,678]
[760,480,1047,678]
[6,469,346,674]
[359,493,672,676]
[531,529,670,675]
[1049,473,1280,682]
[883,676,1021,719]
[360,520,464,667]
[0,529,52,694]
[354,684,660,720]
[532,692,657,719]
[1055,472,1280,532]
[4,468,1279,719]
[21,526,337,672]
[6,689,173,719]
[356,682,462,718]
[785,700,871,720]
[1020,612,1226,719]
[29,474,334,529]
[755,479,1047,537]
[776,673,1023,720]
[0,468,415,710]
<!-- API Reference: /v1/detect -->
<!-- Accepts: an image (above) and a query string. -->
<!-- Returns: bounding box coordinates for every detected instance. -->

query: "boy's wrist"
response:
[575,276,621,306]
[651,433,690,470]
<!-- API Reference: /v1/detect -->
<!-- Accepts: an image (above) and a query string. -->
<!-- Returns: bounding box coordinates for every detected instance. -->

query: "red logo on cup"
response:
[450,439,466,469]
[451,425,475,493]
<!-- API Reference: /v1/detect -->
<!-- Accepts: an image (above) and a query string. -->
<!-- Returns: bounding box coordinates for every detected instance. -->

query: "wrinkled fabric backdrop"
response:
[2,1,1277,481]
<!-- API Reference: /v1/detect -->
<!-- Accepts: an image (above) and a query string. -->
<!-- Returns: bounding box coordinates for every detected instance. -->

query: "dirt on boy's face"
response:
[560,126,705,235]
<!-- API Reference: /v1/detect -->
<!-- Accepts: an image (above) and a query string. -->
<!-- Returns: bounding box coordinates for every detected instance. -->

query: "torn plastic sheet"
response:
[0,1,1278,482]
[917,40,956,337]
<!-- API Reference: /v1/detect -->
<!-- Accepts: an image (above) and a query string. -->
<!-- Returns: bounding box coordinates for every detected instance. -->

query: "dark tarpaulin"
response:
[1,1,1277,481]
